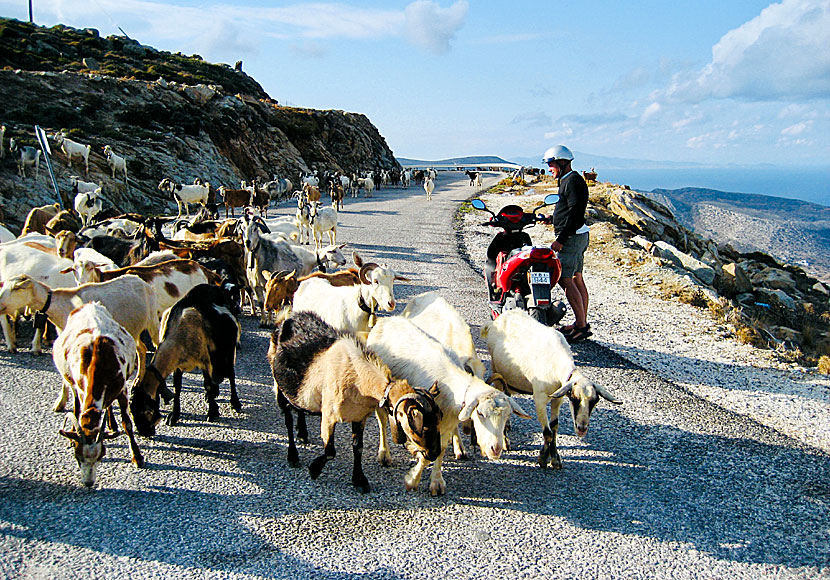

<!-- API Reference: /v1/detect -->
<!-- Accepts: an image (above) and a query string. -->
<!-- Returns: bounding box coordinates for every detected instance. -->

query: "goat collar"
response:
[358,293,374,315]
[378,380,395,411]
[393,389,442,420]
[39,290,53,314]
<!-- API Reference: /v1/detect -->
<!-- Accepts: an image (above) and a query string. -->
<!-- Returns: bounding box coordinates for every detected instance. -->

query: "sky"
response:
[3,0,829,167]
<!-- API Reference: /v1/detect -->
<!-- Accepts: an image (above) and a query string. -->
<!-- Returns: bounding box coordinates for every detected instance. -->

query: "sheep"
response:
[21,203,61,236]
[102,145,128,184]
[424,176,435,201]
[366,316,530,496]
[130,284,241,436]
[53,132,91,175]
[9,138,41,179]
[309,202,338,249]
[292,251,409,339]
[217,186,250,218]
[74,190,103,227]
[481,309,622,469]
[267,311,443,493]
[402,291,488,459]
[53,302,144,486]
[158,178,210,217]
[0,274,159,408]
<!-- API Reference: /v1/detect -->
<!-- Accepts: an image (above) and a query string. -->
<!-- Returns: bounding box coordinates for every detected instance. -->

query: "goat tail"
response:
[479,319,493,339]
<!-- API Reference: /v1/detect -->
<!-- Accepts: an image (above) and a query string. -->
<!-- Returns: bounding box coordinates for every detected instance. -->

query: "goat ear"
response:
[59,429,80,443]
[352,252,363,268]
[552,381,574,399]
[508,397,531,419]
[486,373,507,391]
[458,396,480,422]
[261,269,272,280]
[428,381,440,398]
[596,383,623,405]
[59,267,73,274]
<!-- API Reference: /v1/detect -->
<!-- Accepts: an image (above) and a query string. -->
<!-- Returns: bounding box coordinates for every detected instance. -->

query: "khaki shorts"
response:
[558,231,589,278]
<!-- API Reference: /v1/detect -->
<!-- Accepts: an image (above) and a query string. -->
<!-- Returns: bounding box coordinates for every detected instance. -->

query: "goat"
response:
[74,190,103,227]
[53,302,144,486]
[329,182,345,211]
[481,309,622,469]
[239,212,304,324]
[267,311,443,493]
[264,177,293,202]
[366,316,530,496]
[158,178,210,217]
[292,251,408,339]
[217,186,250,218]
[10,138,41,179]
[53,132,91,175]
[131,284,241,436]
[302,182,321,204]
[309,202,338,249]
[401,170,411,188]
[357,177,374,197]
[71,176,101,195]
[103,145,128,184]
[295,195,312,245]
[424,176,435,201]
[45,210,83,236]
[0,125,4,159]
[249,183,270,217]
[0,275,159,406]
[21,203,61,236]
[465,170,479,186]
[261,270,299,326]
[402,291,488,459]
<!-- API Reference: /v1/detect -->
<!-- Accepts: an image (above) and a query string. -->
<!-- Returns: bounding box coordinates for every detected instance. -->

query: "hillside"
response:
[0,18,399,227]
[649,187,830,282]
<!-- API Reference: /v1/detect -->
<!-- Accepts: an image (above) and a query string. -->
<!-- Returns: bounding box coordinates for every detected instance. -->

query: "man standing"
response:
[543,145,592,342]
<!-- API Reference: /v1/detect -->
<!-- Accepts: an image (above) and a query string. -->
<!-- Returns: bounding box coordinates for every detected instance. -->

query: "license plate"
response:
[529,271,550,285]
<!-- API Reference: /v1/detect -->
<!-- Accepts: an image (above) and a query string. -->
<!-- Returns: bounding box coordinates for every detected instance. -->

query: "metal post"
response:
[28,0,33,23]
[34,125,63,209]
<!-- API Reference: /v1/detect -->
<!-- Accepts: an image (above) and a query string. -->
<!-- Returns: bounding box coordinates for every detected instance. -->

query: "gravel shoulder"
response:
[459,185,830,453]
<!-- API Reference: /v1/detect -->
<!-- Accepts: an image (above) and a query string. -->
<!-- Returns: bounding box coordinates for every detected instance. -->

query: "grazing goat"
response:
[74,190,103,227]
[481,309,622,469]
[402,291,488,459]
[53,132,91,175]
[53,302,144,486]
[10,138,41,179]
[366,316,530,496]
[103,145,128,184]
[131,284,241,435]
[267,311,443,493]
[292,252,408,339]
[309,202,338,249]
[158,178,210,217]
[424,176,435,201]
[0,275,159,401]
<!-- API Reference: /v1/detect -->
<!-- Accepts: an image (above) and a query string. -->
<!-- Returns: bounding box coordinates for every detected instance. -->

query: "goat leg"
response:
[228,367,242,413]
[106,407,121,436]
[277,392,300,467]
[204,372,220,422]
[296,410,309,444]
[166,369,184,426]
[309,420,337,480]
[118,393,144,468]
[351,420,370,493]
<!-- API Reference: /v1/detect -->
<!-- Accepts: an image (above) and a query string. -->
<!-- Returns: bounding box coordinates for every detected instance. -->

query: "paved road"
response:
[0,172,828,579]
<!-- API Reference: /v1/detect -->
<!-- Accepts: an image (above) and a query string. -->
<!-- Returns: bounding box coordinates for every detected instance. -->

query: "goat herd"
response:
[1,131,619,494]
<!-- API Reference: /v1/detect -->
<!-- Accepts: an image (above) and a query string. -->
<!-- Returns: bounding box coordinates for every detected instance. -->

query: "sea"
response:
[594,167,830,208]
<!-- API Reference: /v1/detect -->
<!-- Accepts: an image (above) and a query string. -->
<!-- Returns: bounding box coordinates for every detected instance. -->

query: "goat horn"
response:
[596,383,623,405]
[358,263,378,284]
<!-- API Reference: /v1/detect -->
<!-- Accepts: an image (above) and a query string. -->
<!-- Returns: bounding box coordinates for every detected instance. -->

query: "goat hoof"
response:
[133,455,146,469]
[165,413,179,427]
[353,477,370,494]
[308,459,326,479]
[231,399,242,413]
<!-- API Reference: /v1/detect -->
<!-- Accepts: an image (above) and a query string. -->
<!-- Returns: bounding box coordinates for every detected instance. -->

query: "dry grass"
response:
[818,355,830,375]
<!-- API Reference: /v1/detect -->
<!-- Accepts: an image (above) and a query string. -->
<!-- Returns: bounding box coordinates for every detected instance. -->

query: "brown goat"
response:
[262,270,299,326]
[21,203,61,236]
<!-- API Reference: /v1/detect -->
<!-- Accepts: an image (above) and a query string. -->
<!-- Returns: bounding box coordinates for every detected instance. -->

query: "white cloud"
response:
[667,0,830,102]
[781,120,814,136]
[403,0,469,55]
[639,102,661,124]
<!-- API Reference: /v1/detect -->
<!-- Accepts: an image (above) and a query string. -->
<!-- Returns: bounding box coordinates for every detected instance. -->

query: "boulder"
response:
[82,57,99,70]
[609,189,684,242]
[182,84,217,105]
[722,262,753,295]
[751,267,796,292]
[652,241,716,286]
[754,288,797,311]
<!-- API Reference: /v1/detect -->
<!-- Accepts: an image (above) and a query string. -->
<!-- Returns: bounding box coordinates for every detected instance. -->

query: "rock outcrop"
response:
[0,18,400,227]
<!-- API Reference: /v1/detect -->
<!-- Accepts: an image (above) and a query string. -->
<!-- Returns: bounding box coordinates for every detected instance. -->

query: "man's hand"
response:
[551,240,563,252]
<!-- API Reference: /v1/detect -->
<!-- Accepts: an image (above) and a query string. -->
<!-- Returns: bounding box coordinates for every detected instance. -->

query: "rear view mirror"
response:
[471,199,486,210]
[544,193,559,205]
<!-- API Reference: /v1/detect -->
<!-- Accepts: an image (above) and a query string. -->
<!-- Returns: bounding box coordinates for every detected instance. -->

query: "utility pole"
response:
[28,0,33,23]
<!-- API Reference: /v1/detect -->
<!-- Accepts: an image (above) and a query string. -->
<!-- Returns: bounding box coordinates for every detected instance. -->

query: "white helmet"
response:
[542,145,574,164]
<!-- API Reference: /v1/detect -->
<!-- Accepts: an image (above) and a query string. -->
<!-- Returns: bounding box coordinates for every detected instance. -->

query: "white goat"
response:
[481,309,622,469]
[0,125,5,159]
[309,202,337,249]
[366,316,530,496]
[54,132,91,175]
[74,190,103,227]
[158,178,210,217]
[295,195,312,245]
[71,176,101,194]
[103,145,127,184]
[424,176,435,201]
[277,237,346,277]
[9,138,40,179]
[53,302,143,487]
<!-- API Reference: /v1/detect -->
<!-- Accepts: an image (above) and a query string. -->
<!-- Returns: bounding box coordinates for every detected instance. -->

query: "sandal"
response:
[560,323,589,337]
[566,325,593,343]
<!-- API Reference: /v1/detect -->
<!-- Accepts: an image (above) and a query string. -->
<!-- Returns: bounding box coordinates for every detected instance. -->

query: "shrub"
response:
[816,355,830,375]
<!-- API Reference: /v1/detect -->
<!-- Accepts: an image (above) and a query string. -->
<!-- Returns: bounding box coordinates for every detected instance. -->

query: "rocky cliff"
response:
[0,18,400,228]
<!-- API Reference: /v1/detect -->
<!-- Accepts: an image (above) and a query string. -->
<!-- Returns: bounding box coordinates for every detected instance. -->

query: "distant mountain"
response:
[508,152,765,171]
[397,155,516,167]
[647,187,830,282]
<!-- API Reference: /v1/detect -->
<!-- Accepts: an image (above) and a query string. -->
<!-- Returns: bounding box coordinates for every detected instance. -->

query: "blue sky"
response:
[3,0,829,167]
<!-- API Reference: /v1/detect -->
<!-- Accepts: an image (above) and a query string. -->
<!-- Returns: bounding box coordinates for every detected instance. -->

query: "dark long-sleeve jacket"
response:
[552,171,589,245]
